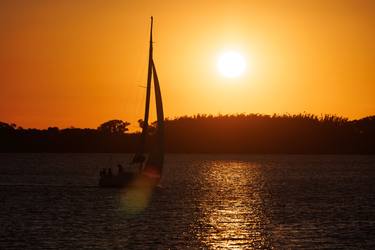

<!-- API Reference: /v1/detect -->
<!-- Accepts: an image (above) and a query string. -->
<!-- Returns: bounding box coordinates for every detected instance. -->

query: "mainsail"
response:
[143,60,164,177]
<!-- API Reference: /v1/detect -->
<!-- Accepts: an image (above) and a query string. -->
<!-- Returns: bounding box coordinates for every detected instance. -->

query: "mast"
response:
[134,16,153,161]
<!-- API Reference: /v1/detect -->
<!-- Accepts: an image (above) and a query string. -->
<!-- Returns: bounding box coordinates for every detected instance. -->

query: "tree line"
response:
[1,114,374,153]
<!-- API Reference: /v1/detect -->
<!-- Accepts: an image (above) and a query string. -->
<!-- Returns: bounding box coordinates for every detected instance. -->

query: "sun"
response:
[217,51,246,78]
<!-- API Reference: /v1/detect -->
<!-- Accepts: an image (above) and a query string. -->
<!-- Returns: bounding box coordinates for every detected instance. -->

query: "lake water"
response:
[0,154,374,249]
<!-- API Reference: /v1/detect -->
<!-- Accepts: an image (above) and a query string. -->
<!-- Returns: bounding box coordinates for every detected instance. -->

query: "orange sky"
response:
[1,0,374,130]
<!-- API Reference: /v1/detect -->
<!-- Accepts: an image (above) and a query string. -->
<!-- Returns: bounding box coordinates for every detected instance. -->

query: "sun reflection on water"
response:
[197,161,271,249]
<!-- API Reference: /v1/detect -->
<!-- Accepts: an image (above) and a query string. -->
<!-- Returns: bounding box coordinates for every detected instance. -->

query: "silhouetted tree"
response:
[138,119,156,134]
[97,120,130,134]
[138,119,144,129]
[1,114,375,153]
[0,122,16,131]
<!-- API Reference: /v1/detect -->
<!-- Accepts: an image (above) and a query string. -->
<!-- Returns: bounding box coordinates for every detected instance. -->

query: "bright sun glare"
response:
[217,51,246,78]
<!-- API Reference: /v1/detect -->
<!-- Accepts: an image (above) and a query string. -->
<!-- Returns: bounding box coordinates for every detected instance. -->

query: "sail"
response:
[143,60,164,177]
[133,17,153,163]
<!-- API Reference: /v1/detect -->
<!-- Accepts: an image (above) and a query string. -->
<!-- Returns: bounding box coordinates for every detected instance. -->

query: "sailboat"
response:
[99,16,164,188]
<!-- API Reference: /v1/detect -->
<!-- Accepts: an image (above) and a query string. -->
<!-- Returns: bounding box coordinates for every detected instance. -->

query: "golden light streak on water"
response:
[197,161,271,249]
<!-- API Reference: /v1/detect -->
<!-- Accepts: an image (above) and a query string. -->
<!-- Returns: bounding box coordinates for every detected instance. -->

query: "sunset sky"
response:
[1,0,374,130]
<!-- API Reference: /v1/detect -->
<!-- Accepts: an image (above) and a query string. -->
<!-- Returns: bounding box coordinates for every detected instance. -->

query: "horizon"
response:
[1,1,375,130]
[1,112,373,131]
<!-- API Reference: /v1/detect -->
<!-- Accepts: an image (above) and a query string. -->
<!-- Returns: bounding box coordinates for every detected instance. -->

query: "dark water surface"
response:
[0,154,374,249]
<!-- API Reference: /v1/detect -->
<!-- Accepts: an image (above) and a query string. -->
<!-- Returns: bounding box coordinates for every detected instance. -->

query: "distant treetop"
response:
[97,119,130,135]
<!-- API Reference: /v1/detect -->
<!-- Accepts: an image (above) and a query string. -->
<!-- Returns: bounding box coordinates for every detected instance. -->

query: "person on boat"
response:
[117,164,123,174]
[132,154,146,164]
[101,169,105,176]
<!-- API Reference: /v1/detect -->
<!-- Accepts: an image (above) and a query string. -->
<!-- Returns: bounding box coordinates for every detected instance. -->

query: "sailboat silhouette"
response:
[99,17,164,188]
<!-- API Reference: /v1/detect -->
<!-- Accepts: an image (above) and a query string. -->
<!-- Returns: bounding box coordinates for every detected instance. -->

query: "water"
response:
[0,154,374,249]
